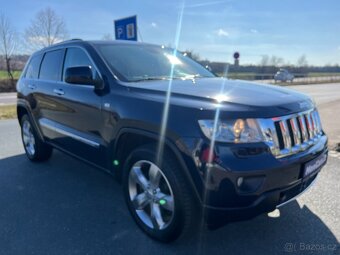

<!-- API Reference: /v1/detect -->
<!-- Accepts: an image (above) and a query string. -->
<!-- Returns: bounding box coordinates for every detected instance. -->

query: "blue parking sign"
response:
[114,15,137,41]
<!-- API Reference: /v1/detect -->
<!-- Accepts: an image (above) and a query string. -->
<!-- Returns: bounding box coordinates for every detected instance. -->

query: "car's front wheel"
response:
[122,144,199,242]
[20,114,53,162]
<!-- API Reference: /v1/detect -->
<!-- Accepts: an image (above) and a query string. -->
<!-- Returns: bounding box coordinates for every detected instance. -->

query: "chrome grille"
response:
[259,109,323,158]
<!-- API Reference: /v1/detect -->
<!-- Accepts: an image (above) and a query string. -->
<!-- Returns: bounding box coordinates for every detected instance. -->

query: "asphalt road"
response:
[0,93,16,106]
[0,118,339,254]
[288,83,340,149]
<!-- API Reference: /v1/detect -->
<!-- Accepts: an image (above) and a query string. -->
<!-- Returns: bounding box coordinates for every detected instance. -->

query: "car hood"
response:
[122,78,314,117]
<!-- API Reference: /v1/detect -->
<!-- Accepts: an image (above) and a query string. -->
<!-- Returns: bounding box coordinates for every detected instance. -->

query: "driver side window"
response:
[63,47,99,82]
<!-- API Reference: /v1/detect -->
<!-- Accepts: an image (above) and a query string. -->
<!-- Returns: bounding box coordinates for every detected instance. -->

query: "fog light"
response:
[237,177,244,187]
[237,175,265,194]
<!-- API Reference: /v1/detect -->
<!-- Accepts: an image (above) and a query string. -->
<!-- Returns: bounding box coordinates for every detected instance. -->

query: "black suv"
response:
[16,39,328,242]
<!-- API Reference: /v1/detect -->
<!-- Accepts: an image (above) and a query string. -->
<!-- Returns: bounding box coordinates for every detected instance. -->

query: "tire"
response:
[20,114,53,162]
[122,144,200,242]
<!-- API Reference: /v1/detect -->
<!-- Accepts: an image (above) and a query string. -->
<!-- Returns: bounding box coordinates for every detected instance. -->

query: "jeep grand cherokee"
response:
[16,39,328,242]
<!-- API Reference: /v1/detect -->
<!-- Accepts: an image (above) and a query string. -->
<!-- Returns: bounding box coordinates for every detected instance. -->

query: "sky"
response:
[2,0,340,65]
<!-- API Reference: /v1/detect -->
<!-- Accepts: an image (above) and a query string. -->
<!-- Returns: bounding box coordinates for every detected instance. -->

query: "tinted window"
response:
[25,55,42,79]
[63,47,97,80]
[39,50,64,81]
[94,44,215,82]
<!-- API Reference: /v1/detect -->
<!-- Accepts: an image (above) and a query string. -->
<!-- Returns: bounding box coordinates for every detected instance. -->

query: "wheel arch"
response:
[112,128,202,204]
[17,101,44,141]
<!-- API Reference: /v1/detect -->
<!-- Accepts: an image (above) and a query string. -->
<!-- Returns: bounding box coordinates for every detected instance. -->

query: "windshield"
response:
[93,43,215,82]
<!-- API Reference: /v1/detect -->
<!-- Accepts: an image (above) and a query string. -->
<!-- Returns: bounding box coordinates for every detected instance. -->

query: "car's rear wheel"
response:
[122,144,199,242]
[20,114,53,162]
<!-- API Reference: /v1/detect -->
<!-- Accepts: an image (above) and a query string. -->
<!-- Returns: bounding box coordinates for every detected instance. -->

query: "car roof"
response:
[31,39,162,57]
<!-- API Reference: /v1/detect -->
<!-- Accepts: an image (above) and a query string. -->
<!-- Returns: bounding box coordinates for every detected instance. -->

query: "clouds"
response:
[215,28,229,37]
[250,29,258,34]
[151,22,157,28]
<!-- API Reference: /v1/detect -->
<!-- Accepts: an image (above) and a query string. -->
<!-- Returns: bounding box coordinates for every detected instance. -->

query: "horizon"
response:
[2,0,340,66]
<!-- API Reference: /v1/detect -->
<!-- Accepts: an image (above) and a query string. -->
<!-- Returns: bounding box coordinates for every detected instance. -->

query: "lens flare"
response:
[157,2,185,165]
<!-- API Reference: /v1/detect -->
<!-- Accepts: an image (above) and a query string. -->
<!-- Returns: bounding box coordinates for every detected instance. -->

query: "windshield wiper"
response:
[131,77,165,82]
[130,76,181,82]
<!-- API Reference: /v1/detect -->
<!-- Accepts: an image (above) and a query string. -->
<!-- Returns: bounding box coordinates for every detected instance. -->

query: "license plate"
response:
[303,153,327,178]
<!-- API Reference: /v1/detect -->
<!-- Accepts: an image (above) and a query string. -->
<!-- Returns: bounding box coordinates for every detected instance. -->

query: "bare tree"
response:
[260,55,269,66]
[297,55,308,67]
[184,49,200,62]
[101,33,113,41]
[25,7,68,50]
[269,55,284,67]
[0,13,17,84]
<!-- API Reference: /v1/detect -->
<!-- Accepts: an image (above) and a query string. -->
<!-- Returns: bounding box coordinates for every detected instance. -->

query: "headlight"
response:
[198,119,263,143]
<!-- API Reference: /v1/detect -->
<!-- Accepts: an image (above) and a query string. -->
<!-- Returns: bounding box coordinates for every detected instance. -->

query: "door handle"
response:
[53,89,65,96]
[28,84,36,90]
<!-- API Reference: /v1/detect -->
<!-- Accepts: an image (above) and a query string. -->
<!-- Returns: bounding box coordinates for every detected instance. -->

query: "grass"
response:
[0,105,16,120]
[307,72,340,77]
[217,72,340,80]
[0,70,21,80]
[216,72,257,79]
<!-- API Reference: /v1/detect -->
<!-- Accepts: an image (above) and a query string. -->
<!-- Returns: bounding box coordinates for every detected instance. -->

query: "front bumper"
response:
[178,134,328,227]
[204,171,319,227]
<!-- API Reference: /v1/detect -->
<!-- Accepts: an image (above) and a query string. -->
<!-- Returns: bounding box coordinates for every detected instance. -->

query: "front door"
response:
[49,47,106,167]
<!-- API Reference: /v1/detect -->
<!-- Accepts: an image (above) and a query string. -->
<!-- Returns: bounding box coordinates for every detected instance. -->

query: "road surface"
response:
[0,92,16,106]
[288,83,340,148]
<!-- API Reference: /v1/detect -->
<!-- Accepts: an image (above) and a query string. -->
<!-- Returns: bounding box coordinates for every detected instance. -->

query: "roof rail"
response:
[52,38,83,46]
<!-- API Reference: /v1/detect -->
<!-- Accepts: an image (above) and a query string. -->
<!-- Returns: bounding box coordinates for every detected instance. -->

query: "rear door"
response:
[49,47,105,166]
[34,49,65,140]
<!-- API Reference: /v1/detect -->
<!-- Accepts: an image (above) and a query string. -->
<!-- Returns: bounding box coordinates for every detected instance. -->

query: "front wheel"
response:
[122,145,199,242]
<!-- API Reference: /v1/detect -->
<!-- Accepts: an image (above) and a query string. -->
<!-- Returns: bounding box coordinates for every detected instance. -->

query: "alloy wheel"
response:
[128,160,175,230]
[22,120,36,156]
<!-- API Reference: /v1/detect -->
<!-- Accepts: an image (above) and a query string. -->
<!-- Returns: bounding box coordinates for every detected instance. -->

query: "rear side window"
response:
[63,47,97,80]
[25,55,42,79]
[39,50,64,81]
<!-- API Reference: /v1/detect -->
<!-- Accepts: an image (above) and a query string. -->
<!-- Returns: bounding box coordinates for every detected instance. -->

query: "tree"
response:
[0,13,17,84]
[269,55,284,67]
[260,55,269,66]
[259,55,270,74]
[101,33,113,41]
[184,49,200,62]
[297,55,308,67]
[25,7,68,50]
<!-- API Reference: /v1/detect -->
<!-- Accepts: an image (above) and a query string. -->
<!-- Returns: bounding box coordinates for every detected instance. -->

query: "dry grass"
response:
[0,105,16,119]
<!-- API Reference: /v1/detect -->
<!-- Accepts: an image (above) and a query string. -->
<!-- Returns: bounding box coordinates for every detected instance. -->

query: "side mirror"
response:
[65,66,103,89]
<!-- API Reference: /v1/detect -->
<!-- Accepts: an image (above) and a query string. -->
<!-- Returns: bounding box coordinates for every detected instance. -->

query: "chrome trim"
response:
[290,118,301,146]
[298,115,308,143]
[259,118,280,156]
[279,120,291,151]
[39,119,100,148]
[305,113,314,140]
[259,108,323,158]
[276,177,317,208]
